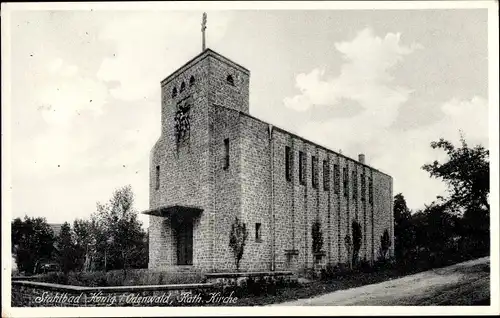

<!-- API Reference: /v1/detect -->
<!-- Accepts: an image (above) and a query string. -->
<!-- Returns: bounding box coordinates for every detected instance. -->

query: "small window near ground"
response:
[255,223,262,242]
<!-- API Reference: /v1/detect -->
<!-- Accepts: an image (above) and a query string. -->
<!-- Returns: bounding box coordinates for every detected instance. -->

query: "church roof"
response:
[213,103,392,178]
[49,223,63,237]
[161,48,250,86]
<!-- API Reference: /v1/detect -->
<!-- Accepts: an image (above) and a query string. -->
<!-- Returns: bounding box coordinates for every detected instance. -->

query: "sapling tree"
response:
[229,217,248,271]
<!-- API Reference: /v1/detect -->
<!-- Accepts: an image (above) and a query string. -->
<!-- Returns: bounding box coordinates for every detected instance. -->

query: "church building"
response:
[143,45,394,273]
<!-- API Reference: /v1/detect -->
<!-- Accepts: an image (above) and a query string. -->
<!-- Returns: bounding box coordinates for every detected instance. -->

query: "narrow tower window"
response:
[223,138,230,170]
[285,146,292,181]
[155,165,160,190]
[299,151,306,185]
[343,167,349,197]
[361,173,366,200]
[226,75,234,86]
[172,87,177,98]
[180,81,186,93]
[334,164,340,194]
[312,156,318,189]
[352,170,358,199]
[189,75,196,86]
[369,177,374,204]
[323,160,330,191]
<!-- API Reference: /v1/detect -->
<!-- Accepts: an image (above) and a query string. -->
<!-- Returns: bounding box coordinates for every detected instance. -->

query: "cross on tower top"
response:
[201,12,207,51]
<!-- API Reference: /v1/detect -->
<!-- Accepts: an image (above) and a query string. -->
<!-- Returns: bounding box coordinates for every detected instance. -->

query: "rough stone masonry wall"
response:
[148,48,393,272]
[372,171,394,260]
[149,57,213,270]
[236,112,393,271]
[206,52,250,272]
[149,51,251,272]
[210,105,243,272]
[207,54,250,114]
[239,114,273,271]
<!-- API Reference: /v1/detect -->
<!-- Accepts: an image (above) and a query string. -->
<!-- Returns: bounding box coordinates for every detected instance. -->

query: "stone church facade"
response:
[144,48,394,272]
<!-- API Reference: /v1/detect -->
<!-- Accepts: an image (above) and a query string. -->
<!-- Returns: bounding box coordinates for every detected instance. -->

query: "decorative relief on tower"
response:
[174,97,192,144]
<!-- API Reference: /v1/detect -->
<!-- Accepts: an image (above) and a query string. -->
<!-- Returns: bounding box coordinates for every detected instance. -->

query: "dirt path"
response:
[273,257,490,306]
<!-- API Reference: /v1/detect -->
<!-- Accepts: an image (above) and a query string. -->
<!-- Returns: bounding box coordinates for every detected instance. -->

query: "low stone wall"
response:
[205,271,296,287]
[12,271,296,307]
[12,281,216,307]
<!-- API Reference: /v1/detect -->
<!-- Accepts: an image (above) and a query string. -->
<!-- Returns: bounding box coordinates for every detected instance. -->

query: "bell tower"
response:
[160,50,250,138]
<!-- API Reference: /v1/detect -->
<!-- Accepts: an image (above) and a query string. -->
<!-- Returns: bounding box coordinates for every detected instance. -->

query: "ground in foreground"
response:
[268,257,489,306]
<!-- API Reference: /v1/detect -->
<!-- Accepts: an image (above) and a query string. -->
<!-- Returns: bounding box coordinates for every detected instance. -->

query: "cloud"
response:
[284,27,422,122]
[37,59,108,128]
[297,94,488,211]
[283,28,488,210]
[10,11,232,227]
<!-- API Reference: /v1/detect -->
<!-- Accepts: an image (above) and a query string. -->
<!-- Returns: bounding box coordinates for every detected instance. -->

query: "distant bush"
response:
[31,269,205,287]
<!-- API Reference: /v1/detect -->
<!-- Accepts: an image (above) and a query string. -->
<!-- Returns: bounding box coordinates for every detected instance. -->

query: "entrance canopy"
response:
[142,205,203,219]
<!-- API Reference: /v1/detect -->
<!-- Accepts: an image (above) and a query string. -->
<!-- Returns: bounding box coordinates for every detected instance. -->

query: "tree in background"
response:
[229,216,248,271]
[394,193,416,265]
[11,216,55,275]
[92,185,147,272]
[73,218,94,271]
[351,220,362,267]
[56,222,79,273]
[422,202,460,266]
[422,134,490,256]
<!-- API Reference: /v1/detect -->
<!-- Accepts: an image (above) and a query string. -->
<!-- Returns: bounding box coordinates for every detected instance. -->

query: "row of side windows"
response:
[155,143,373,205]
[284,146,373,203]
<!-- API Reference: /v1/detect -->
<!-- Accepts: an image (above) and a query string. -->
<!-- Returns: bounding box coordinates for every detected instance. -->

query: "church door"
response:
[176,219,193,265]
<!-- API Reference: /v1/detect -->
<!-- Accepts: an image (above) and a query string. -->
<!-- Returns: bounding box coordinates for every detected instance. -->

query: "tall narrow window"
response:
[285,146,292,182]
[223,138,230,170]
[369,177,373,203]
[361,173,366,201]
[172,87,177,98]
[323,160,330,191]
[180,81,186,93]
[226,75,234,86]
[343,167,349,197]
[255,223,262,242]
[312,156,318,189]
[352,170,358,199]
[155,165,160,190]
[299,151,306,185]
[189,75,196,86]
[334,164,340,194]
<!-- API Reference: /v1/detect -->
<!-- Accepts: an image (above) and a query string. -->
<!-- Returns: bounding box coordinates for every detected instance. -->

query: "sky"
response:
[4,6,491,229]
